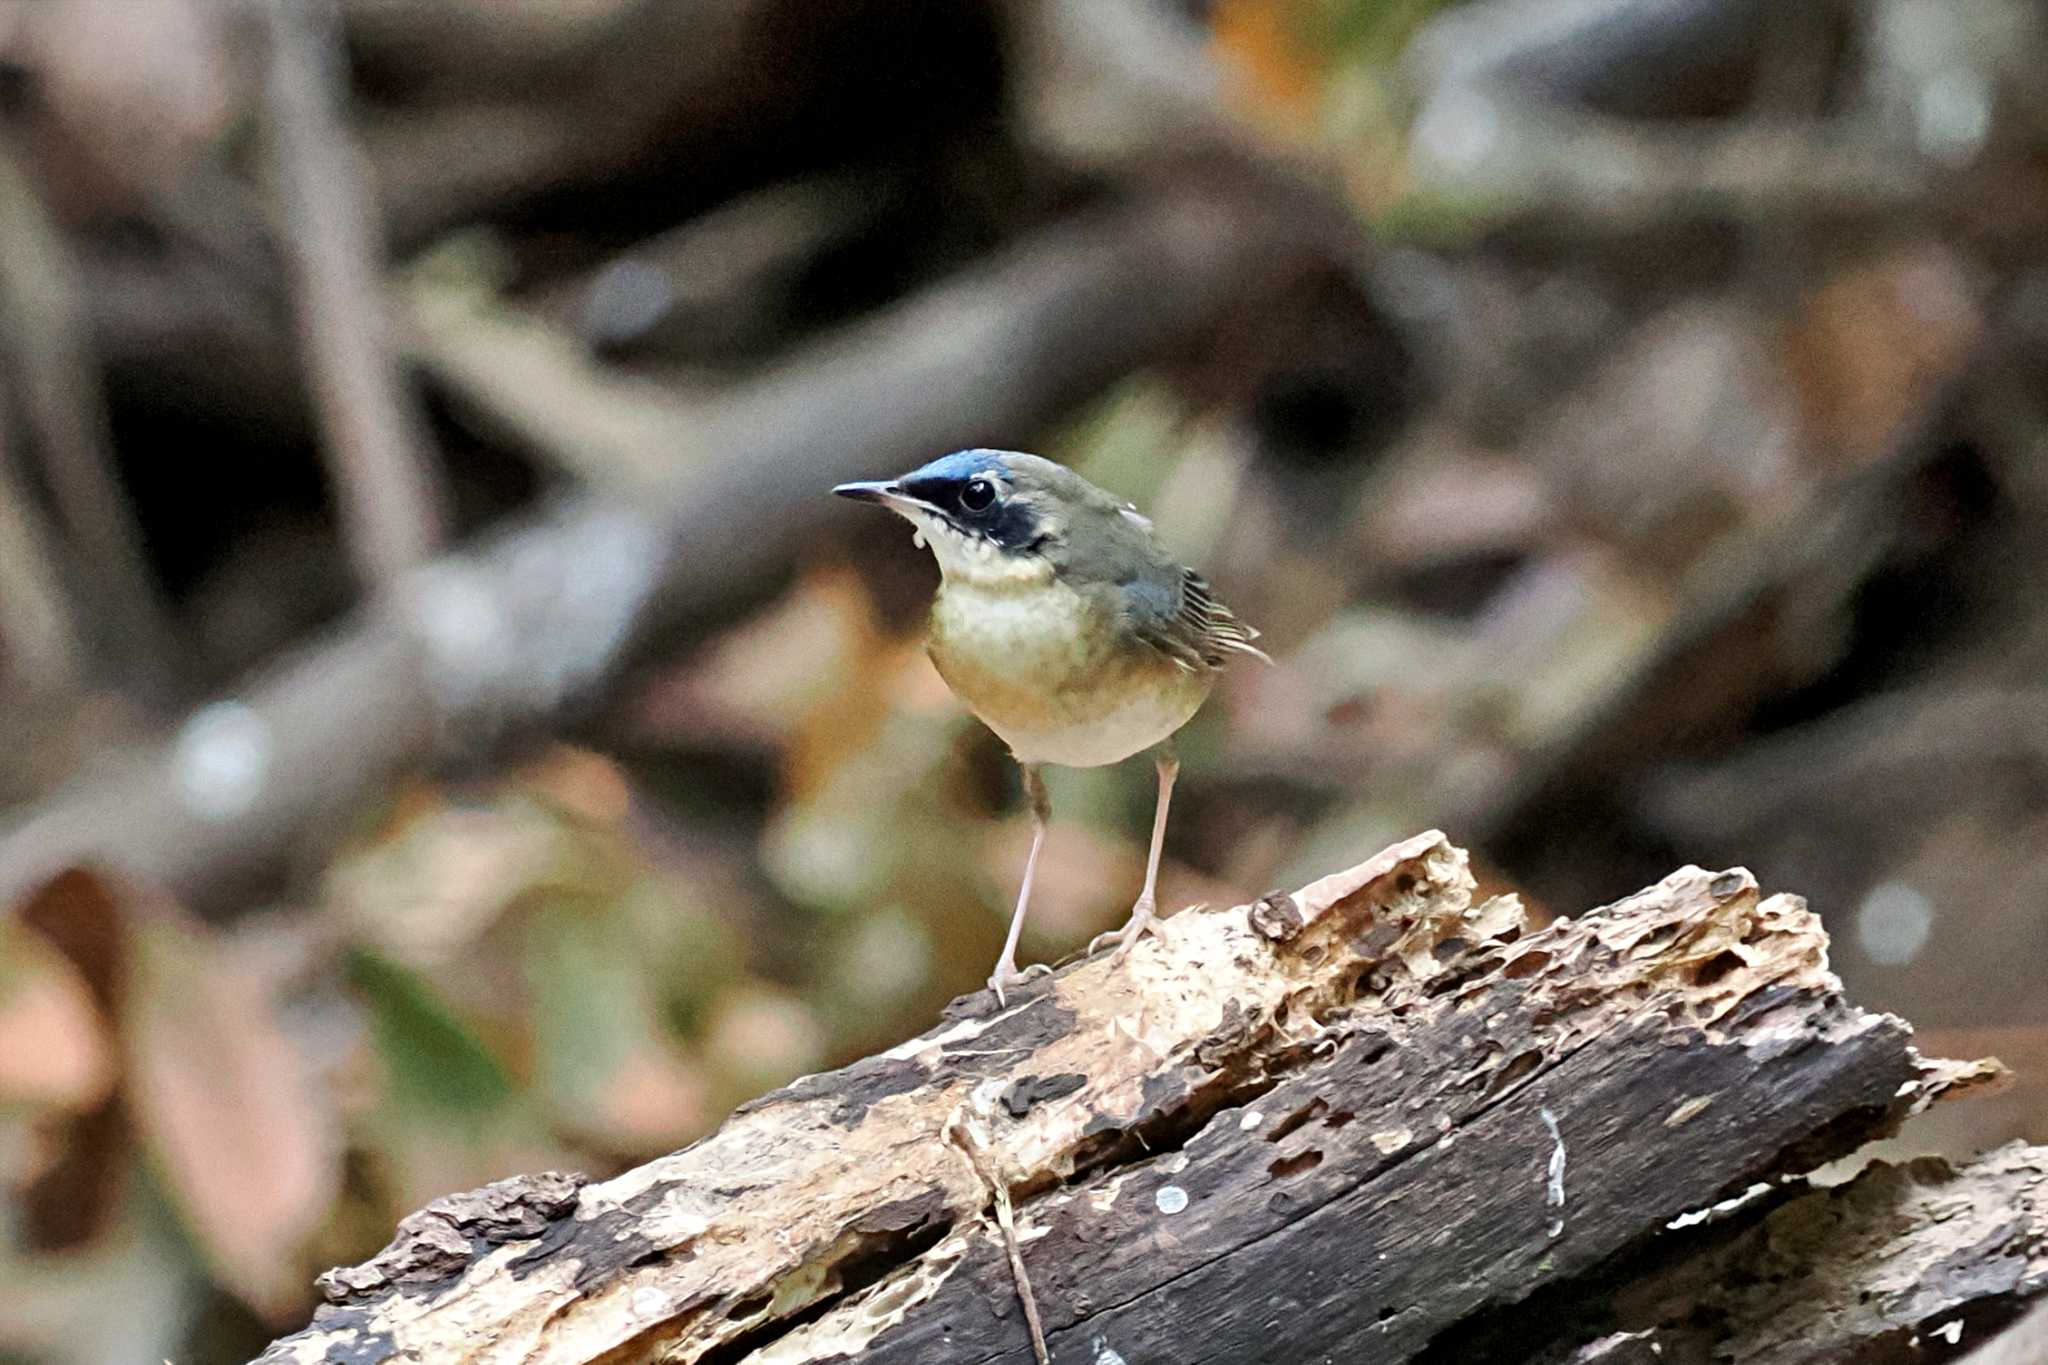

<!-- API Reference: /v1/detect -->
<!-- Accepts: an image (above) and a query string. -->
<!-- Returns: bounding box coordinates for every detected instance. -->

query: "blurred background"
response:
[0,0,2044,1358]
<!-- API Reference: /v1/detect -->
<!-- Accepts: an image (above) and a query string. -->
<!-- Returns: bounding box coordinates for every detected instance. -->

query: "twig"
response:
[0,139,178,696]
[946,1113,1050,1365]
[354,0,799,248]
[0,382,82,693]
[261,0,443,592]
[1401,0,1940,234]
[399,241,708,494]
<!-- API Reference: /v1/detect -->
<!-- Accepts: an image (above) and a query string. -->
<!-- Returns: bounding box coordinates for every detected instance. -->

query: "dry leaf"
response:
[327,801,570,965]
[1783,244,1981,471]
[701,983,824,1095]
[12,868,129,1251]
[516,744,634,827]
[125,915,338,1321]
[0,929,113,1110]
[628,563,880,755]
[10,0,235,204]
[584,1045,711,1153]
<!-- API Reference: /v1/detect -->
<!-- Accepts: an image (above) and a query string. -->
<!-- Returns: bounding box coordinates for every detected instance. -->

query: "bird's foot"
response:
[987,959,1052,1007]
[1089,897,1159,961]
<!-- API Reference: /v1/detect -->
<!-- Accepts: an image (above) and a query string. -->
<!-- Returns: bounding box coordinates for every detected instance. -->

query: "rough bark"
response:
[251,834,2018,1365]
[1534,1143,2048,1364]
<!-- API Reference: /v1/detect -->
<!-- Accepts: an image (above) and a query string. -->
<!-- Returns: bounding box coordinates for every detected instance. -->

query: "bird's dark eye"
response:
[960,477,997,512]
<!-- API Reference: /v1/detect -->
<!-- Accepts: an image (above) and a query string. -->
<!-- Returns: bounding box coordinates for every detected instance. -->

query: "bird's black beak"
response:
[833,479,902,504]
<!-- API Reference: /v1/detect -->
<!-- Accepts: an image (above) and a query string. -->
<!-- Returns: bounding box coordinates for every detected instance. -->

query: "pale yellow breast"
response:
[927,574,1211,768]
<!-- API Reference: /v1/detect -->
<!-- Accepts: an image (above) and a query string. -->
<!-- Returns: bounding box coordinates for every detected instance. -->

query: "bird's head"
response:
[836,449,1113,583]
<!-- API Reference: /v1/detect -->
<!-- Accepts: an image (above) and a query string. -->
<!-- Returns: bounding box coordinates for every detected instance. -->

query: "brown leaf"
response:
[628,563,882,757]
[11,868,129,1251]
[16,866,124,1013]
[125,913,338,1321]
[9,0,235,205]
[584,1046,712,1155]
[0,926,113,1109]
[701,983,825,1096]
[1783,243,1982,471]
[516,744,634,827]
[327,799,570,966]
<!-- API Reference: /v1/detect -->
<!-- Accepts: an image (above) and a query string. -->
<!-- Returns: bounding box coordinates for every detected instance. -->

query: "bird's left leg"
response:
[988,762,1053,1005]
[1109,741,1177,958]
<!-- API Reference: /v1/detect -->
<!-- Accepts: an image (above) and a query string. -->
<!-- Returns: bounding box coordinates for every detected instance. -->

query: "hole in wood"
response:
[700,1209,956,1364]
[1692,949,1745,987]
[1503,949,1551,979]
[1484,1049,1545,1099]
[726,1291,772,1322]
[1266,1097,1329,1143]
[1268,1149,1325,1179]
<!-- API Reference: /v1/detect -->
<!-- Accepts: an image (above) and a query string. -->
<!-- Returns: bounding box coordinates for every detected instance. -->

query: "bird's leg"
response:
[989,762,1052,1005]
[1110,743,1178,959]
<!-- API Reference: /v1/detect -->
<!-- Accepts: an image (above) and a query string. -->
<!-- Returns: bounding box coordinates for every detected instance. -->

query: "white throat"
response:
[894,504,1044,586]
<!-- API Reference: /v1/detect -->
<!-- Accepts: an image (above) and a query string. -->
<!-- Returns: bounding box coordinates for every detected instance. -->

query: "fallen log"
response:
[251,833,2022,1365]
[1529,1142,2048,1363]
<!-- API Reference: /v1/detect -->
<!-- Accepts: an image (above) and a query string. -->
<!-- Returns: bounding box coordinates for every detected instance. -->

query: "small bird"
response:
[835,449,1268,1002]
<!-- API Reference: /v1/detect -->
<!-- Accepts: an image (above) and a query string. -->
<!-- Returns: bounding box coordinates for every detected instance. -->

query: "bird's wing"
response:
[1120,567,1271,672]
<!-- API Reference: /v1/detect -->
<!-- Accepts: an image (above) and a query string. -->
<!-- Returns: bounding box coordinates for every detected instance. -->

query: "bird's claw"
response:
[1090,899,1159,960]
[987,960,1052,1007]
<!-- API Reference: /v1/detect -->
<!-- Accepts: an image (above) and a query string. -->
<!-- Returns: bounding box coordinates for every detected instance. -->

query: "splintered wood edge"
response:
[255,834,2007,1365]
[1558,1143,2048,1362]
[259,831,1481,1364]
[765,857,2013,1363]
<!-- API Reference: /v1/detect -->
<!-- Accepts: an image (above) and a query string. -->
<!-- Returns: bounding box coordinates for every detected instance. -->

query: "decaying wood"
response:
[1532,1143,2048,1364]
[1963,1298,2048,1365]
[251,833,2016,1365]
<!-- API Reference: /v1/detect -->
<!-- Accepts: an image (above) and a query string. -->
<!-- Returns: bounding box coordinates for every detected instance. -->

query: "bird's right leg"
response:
[989,762,1051,1006]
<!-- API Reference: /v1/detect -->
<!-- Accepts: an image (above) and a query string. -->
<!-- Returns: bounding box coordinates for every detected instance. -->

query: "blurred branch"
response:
[1643,685,2048,846]
[352,0,859,248]
[261,0,444,591]
[0,385,82,694]
[1405,94,1930,232]
[1404,0,1794,115]
[0,182,1320,916]
[398,240,715,492]
[0,140,178,695]
[1397,0,1970,234]
[533,171,909,366]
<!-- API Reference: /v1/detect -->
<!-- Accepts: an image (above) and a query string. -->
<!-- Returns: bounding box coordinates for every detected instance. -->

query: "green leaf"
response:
[345,947,513,1120]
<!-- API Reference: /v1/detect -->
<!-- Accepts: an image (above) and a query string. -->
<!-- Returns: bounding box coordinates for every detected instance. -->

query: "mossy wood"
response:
[254,833,2034,1365]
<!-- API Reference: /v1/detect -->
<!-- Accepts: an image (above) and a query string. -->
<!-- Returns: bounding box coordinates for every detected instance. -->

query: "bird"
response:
[834,449,1268,1003]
